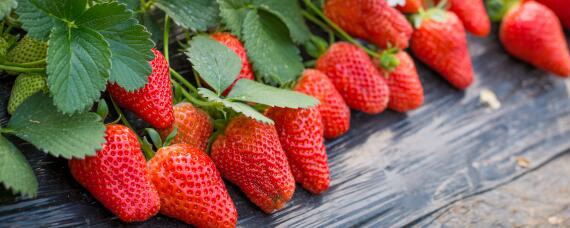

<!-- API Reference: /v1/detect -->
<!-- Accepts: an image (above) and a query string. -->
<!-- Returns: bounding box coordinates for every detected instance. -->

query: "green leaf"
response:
[16,0,56,40]
[154,0,219,32]
[242,9,303,85]
[187,35,242,95]
[228,79,318,108]
[199,88,273,124]
[47,23,112,114]
[79,2,154,91]
[0,0,17,20]
[0,135,38,198]
[7,94,106,159]
[217,0,250,38]
[251,0,310,44]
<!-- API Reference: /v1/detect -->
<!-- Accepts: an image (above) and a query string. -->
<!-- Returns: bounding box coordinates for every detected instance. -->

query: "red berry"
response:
[326,0,412,49]
[69,124,160,222]
[265,107,330,194]
[158,102,213,151]
[316,42,390,114]
[500,1,570,77]
[149,144,237,228]
[411,11,475,89]
[438,0,491,36]
[108,49,174,129]
[211,32,255,95]
[211,116,295,213]
[377,51,424,112]
[536,0,570,31]
[397,0,422,14]
[295,69,350,139]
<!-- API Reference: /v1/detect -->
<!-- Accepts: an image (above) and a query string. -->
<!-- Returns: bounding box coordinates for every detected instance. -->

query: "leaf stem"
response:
[0,64,44,73]
[110,97,135,130]
[3,59,47,67]
[302,0,382,58]
[170,68,198,95]
[163,16,170,63]
[0,128,16,135]
[171,80,217,108]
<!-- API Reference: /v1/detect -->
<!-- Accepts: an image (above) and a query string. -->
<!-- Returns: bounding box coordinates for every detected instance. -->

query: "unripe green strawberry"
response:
[6,36,47,65]
[8,73,48,115]
[0,37,9,58]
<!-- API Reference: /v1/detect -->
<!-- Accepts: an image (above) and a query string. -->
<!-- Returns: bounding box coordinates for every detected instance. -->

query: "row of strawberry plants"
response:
[1,0,569,227]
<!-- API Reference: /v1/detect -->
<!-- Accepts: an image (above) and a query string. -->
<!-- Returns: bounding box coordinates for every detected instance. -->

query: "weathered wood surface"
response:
[1,29,570,227]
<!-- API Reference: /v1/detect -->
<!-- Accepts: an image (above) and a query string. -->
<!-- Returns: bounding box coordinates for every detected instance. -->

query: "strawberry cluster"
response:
[4,0,570,227]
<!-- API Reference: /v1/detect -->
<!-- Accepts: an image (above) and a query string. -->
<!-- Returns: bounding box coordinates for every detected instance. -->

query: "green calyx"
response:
[486,0,520,22]
[409,1,448,29]
[305,35,329,59]
[378,48,400,72]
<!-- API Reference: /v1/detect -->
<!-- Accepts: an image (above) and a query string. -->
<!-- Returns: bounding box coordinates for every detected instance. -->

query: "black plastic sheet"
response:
[1,30,570,227]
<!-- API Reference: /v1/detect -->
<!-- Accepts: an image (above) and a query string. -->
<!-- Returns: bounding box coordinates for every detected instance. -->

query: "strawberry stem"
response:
[163,16,170,63]
[171,80,217,108]
[170,68,198,95]
[302,0,382,59]
[109,97,135,131]
[2,59,47,67]
[0,64,44,73]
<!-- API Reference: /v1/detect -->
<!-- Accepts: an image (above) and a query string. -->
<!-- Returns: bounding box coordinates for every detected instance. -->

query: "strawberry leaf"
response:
[154,0,219,32]
[242,9,303,86]
[7,94,106,159]
[18,0,154,113]
[0,135,38,198]
[187,35,242,95]
[79,2,154,91]
[251,0,310,44]
[0,0,17,20]
[16,0,58,41]
[198,88,273,124]
[227,79,318,108]
[217,0,249,38]
[47,23,111,114]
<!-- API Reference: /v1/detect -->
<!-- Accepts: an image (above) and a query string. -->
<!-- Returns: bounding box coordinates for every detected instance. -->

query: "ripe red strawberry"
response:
[316,42,390,114]
[295,69,350,139]
[499,1,570,77]
[325,0,413,49]
[158,102,213,151]
[211,32,255,95]
[265,107,330,194]
[397,0,422,14]
[410,10,475,89]
[376,51,424,112]
[436,0,491,36]
[149,144,237,228]
[211,115,295,213]
[69,124,160,222]
[536,0,570,30]
[108,49,174,129]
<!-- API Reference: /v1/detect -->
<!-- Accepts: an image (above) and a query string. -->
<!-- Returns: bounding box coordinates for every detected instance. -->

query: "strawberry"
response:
[211,32,255,95]
[397,0,422,14]
[5,36,47,65]
[325,0,413,49]
[211,115,295,213]
[436,0,491,36]
[149,144,237,228]
[294,69,350,139]
[316,42,390,114]
[265,107,330,194]
[8,73,48,115]
[69,124,160,222]
[0,37,9,57]
[499,1,570,77]
[158,102,213,151]
[410,10,475,89]
[108,49,174,129]
[376,51,424,112]
[536,0,570,30]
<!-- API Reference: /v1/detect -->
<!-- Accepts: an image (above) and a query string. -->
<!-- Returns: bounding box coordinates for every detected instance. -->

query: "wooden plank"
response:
[1,30,570,227]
